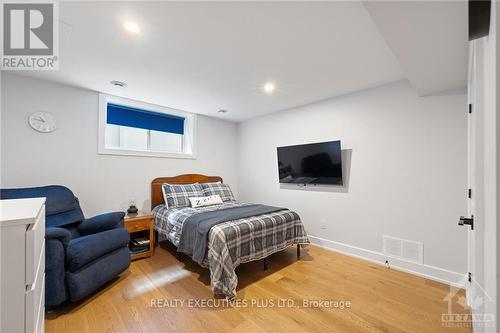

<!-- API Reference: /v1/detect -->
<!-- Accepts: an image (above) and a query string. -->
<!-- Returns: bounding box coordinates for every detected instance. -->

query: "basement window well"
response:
[98,94,196,159]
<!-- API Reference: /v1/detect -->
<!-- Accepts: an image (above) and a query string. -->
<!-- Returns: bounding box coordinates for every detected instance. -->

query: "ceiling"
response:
[9,1,468,122]
[363,1,468,96]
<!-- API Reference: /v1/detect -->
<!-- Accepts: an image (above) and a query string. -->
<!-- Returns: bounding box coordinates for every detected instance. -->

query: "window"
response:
[98,94,196,158]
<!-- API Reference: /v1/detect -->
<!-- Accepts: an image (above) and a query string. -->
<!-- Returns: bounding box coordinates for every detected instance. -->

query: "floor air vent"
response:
[383,235,423,264]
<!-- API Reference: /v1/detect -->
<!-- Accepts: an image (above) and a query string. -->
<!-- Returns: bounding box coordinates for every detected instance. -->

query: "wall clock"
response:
[28,112,57,133]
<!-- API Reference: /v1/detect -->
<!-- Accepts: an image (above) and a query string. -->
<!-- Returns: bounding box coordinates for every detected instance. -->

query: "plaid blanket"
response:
[152,202,309,299]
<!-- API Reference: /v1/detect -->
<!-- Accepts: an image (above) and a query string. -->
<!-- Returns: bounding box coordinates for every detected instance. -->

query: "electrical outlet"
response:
[320,219,327,230]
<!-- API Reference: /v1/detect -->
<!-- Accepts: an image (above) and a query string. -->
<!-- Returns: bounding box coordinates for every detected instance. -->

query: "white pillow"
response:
[189,195,223,208]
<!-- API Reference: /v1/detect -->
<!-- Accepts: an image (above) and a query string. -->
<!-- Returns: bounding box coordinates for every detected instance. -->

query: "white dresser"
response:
[1,198,46,333]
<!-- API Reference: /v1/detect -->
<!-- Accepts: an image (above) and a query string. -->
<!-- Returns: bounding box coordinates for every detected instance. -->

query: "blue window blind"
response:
[107,103,185,135]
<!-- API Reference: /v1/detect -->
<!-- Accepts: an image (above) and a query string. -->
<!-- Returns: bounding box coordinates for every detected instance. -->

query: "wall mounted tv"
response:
[277,140,343,185]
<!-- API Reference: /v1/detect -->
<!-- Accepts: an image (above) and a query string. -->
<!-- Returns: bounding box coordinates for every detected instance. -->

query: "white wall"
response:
[238,80,468,276]
[1,74,469,281]
[0,73,239,217]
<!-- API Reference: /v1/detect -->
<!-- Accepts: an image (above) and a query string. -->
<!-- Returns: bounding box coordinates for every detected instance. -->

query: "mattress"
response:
[152,201,309,299]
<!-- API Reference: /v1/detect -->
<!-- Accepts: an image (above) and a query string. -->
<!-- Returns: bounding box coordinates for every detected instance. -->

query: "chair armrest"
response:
[45,227,72,306]
[45,227,71,247]
[77,212,125,235]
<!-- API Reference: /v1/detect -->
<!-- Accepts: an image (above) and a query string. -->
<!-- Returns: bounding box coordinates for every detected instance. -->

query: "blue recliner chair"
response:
[0,185,131,306]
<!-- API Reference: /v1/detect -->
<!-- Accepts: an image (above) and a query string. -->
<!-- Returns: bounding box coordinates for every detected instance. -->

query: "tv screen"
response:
[277,140,343,185]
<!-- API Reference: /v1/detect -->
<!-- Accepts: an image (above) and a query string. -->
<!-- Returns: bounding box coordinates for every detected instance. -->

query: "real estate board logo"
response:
[1,1,58,70]
[442,275,495,329]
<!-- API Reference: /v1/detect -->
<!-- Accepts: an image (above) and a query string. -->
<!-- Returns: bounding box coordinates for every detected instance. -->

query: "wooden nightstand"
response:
[124,211,154,260]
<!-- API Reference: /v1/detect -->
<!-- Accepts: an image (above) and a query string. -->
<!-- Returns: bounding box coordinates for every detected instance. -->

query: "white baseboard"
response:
[308,235,466,288]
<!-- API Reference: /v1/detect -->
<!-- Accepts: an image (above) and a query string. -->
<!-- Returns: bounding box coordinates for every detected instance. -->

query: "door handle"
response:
[458,216,474,230]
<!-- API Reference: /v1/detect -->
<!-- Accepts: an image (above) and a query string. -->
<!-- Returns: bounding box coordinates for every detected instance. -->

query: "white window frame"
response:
[98,93,197,159]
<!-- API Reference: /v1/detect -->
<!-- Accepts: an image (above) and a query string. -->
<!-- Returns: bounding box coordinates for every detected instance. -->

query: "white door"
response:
[465,3,498,329]
[465,39,482,306]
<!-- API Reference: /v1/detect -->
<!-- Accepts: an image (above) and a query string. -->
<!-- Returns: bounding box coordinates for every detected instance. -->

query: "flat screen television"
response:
[277,140,343,185]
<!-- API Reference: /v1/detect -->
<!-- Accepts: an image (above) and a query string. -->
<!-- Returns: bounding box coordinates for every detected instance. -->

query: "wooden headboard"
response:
[151,174,223,210]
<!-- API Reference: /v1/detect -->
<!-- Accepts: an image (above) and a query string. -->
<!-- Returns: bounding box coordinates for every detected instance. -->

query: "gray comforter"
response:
[152,201,310,299]
[178,204,286,264]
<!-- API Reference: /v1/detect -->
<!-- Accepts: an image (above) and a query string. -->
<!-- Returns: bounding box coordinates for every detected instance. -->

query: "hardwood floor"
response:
[46,244,472,333]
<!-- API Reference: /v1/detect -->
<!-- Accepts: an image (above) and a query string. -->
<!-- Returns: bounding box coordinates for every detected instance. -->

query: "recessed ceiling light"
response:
[110,80,127,88]
[123,21,140,34]
[218,109,228,113]
[263,81,276,95]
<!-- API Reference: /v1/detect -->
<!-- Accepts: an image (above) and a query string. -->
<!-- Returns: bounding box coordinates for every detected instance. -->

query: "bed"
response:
[151,174,309,299]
